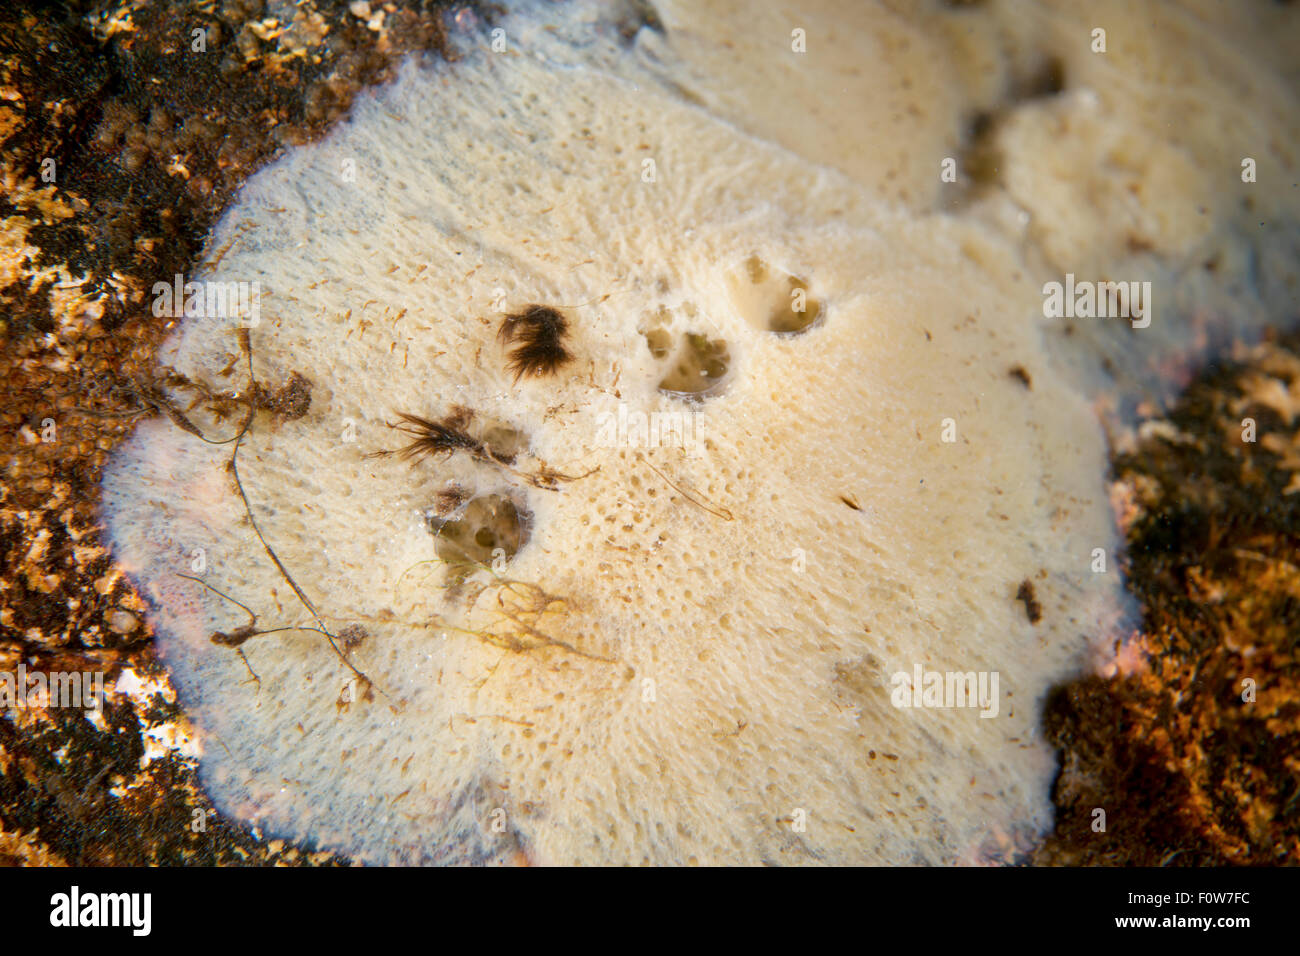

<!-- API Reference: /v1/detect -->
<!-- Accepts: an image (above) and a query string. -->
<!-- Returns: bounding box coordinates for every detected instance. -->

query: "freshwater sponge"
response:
[100,0,1142,864]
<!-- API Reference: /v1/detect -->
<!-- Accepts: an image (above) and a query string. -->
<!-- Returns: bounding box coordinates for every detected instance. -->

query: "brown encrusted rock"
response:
[0,0,471,867]
[1037,332,1300,866]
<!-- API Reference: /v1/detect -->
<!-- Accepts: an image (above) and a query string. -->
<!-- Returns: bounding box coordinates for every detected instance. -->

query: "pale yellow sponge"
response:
[100,0,1145,864]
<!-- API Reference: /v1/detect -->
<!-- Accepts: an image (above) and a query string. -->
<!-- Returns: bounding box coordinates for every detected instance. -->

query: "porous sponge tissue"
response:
[101,0,1297,864]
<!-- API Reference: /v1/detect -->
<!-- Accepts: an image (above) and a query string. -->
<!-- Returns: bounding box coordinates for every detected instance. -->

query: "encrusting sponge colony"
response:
[101,0,1299,863]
